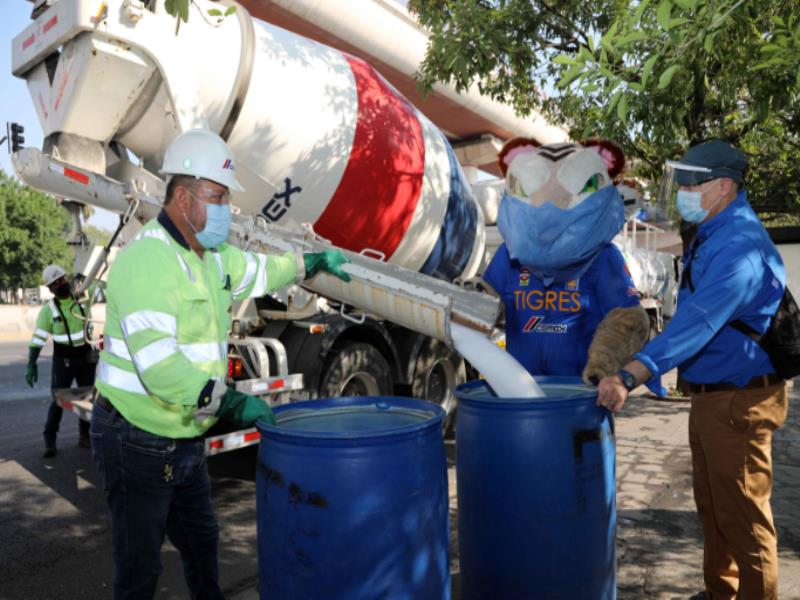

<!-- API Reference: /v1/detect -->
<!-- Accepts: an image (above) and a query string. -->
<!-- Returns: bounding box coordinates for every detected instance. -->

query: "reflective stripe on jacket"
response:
[29,297,89,348]
[96,216,298,438]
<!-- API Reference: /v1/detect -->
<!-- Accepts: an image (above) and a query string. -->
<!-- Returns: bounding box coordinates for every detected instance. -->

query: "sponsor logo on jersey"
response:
[522,316,568,334]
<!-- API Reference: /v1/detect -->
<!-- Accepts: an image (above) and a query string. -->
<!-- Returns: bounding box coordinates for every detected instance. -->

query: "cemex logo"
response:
[262,177,303,222]
[523,316,568,334]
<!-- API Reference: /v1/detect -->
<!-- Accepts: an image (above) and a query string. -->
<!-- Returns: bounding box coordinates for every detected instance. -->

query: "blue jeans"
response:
[91,400,224,600]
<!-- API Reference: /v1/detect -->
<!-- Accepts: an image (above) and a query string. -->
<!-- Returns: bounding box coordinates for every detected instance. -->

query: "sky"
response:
[2,1,118,231]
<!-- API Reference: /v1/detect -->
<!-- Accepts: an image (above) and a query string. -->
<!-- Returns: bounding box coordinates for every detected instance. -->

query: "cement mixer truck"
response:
[11,0,677,451]
[9,0,539,450]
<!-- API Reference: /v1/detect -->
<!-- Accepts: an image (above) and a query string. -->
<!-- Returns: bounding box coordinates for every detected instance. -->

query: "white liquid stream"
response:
[451,322,546,398]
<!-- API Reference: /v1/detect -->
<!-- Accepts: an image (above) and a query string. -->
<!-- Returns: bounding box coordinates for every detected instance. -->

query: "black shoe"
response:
[43,435,57,458]
[688,592,707,600]
[78,434,91,449]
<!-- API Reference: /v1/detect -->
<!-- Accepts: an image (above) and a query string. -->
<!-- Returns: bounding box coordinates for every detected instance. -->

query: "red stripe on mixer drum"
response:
[313,54,424,258]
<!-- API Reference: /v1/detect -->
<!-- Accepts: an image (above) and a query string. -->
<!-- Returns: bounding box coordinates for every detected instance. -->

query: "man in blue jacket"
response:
[597,140,788,600]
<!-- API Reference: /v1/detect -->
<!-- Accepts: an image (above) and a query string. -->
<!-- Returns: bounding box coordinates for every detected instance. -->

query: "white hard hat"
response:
[43,264,67,286]
[160,129,245,192]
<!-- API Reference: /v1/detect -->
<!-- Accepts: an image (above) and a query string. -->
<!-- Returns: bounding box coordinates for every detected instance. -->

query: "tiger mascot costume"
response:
[483,138,651,386]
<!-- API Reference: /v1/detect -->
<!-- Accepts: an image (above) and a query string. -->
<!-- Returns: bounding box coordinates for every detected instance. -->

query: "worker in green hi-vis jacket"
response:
[90,128,352,599]
[26,264,95,457]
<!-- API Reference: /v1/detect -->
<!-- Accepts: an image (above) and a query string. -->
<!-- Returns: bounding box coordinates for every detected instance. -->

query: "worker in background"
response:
[597,140,788,600]
[90,129,350,599]
[26,264,95,457]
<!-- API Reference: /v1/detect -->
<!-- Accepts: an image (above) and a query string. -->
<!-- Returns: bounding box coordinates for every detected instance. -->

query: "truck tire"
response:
[411,339,465,436]
[318,341,393,398]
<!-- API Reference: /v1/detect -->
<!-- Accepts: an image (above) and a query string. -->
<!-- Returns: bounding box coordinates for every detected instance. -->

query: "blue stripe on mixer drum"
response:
[419,134,478,280]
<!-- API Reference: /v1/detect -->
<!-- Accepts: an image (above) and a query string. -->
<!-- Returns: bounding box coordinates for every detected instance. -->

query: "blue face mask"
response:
[676,190,707,223]
[187,192,232,249]
[497,185,624,284]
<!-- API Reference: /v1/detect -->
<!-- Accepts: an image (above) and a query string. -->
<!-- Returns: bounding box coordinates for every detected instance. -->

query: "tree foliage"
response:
[409,0,800,214]
[164,0,236,27]
[0,171,72,290]
[84,224,112,248]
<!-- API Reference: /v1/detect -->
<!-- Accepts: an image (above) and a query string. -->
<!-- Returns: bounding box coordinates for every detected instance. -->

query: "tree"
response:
[0,171,73,292]
[409,0,800,215]
[84,224,112,247]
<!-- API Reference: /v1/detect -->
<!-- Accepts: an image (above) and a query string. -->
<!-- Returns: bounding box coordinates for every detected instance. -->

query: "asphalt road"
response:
[4,339,796,599]
[0,341,262,599]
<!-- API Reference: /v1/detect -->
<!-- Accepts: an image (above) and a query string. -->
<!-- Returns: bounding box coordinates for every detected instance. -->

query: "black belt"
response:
[687,373,784,394]
[94,395,202,442]
[54,343,90,359]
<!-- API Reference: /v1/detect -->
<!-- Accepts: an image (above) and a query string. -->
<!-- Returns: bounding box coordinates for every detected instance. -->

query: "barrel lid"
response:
[456,377,598,406]
[258,396,444,440]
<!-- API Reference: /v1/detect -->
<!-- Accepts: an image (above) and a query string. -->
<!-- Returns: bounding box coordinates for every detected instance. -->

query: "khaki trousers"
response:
[689,383,788,600]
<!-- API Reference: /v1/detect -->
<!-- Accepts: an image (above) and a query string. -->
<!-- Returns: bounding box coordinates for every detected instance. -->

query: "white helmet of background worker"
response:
[42,264,67,286]
[160,129,245,192]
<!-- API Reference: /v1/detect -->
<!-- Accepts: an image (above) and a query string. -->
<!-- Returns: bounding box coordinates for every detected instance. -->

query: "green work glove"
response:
[303,250,352,282]
[25,346,41,388]
[216,388,277,427]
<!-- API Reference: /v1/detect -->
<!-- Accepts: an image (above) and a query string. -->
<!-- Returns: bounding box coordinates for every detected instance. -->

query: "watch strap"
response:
[618,369,636,392]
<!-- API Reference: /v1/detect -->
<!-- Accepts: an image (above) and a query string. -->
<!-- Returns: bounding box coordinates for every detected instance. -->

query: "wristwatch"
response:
[617,369,637,392]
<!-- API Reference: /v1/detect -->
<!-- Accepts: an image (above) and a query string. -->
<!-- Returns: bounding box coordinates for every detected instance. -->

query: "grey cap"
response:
[675,139,747,186]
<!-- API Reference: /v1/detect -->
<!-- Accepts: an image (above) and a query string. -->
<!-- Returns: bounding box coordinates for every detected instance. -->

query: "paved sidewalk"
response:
[612,378,800,599]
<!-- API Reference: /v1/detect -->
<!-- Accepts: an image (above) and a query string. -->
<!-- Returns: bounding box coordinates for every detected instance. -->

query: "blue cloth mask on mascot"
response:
[497,185,624,285]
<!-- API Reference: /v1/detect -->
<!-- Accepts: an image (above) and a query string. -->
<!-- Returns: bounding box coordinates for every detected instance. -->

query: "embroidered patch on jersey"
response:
[519,268,530,287]
[523,315,568,334]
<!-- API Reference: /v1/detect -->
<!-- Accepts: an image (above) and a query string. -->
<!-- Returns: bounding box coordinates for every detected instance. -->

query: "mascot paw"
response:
[583,306,649,386]
[582,354,619,386]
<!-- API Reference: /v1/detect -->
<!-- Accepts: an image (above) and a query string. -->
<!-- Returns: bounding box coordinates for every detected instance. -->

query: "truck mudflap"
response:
[52,373,304,455]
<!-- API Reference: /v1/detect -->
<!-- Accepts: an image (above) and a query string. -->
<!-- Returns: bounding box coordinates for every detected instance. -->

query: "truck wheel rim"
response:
[425,358,456,412]
[339,372,381,396]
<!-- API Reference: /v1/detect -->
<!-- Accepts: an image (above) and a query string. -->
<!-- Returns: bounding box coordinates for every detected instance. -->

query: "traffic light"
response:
[10,123,25,153]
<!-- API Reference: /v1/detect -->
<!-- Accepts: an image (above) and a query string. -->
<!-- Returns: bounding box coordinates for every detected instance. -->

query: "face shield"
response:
[655,160,713,230]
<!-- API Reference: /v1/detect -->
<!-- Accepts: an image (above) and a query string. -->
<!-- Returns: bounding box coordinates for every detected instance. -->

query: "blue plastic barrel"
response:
[256,397,450,600]
[455,377,616,600]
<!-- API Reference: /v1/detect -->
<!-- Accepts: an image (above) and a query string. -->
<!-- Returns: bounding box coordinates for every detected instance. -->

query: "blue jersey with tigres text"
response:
[484,242,640,377]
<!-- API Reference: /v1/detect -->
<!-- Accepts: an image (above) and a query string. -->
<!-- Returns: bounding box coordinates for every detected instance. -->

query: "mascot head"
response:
[496,138,627,284]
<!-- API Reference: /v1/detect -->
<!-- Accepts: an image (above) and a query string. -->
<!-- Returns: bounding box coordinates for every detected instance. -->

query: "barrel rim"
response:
[257,396,445,440]
[455,377,599,407]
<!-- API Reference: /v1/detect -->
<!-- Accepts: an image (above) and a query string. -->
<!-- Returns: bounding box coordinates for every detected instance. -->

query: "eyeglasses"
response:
[185,187,230,205]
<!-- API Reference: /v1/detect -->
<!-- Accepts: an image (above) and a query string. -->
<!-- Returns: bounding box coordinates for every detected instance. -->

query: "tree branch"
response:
[539,1,591,46]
